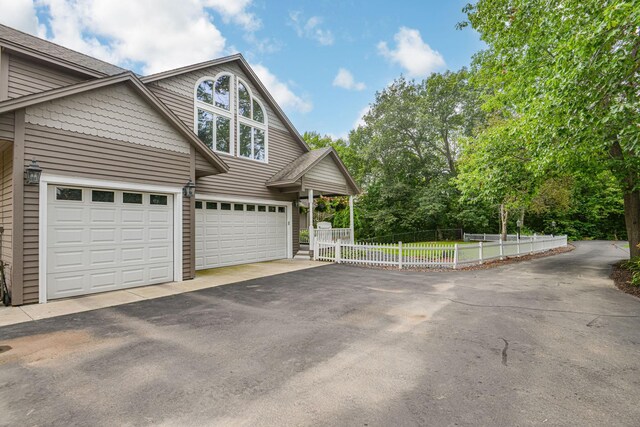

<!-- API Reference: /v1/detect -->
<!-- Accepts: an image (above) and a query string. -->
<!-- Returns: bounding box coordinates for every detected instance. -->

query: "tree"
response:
[456,117,535,239]
[461,0,640,256]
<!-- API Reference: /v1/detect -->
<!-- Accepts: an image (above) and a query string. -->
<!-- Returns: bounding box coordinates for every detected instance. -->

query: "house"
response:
[0,24,358,305]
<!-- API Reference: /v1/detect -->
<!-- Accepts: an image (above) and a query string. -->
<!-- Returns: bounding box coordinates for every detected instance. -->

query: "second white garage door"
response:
[195,201,288,270]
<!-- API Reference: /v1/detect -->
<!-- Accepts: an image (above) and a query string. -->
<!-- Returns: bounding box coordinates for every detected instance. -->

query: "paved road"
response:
[1,241,639,426]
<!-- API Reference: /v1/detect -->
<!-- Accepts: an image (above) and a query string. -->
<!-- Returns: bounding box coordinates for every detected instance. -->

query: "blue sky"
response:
[1,0,483,139]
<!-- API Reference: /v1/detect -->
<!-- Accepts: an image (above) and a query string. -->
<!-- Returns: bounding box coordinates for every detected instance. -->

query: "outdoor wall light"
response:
[24,158,42,185]
[183,179,196,198]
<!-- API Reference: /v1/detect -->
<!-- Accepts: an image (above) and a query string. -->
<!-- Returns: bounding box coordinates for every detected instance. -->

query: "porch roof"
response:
[266,147,360,196]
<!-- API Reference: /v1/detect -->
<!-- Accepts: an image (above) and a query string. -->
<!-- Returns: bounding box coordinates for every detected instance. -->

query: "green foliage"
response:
[461,0,640,255]
[622,256,640,286]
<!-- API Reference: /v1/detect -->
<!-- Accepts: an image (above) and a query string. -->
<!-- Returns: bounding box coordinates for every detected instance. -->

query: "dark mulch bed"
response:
[611,262,640,299]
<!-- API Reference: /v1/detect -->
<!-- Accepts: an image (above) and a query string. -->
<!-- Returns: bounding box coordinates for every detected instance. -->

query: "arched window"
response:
[237,79,268,162]
[195,74,233,154]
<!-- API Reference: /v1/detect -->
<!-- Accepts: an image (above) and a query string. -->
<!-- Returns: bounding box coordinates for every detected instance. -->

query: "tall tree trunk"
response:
[610,140,639,259]
[499,203,508,241]
[624,189,640,258]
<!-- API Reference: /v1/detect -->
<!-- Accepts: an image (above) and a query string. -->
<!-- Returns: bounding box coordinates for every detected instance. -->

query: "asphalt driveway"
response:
[1,241,639,426]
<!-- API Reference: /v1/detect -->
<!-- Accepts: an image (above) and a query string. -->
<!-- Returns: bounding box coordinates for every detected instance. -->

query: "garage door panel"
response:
[90,248,117,266]
[90,271,117,288]
[51,227,85,245]
[91,228,118,244]
[91,208,117,223]
[122,209,145,223]
[47,185,174,300]
[149,210,172,223]
[51,250,85,270]
[149,227,171,241]
[52,206,84,223]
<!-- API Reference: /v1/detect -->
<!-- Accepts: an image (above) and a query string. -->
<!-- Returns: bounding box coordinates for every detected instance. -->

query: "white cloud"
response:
[204,0,261,32]
[333,68,366,91]
[377,27,445,77]
[0,0,269,75]
[0,0,47,37]
[353,105,371,129]
[289,11,334,46]
[251,63,312,114]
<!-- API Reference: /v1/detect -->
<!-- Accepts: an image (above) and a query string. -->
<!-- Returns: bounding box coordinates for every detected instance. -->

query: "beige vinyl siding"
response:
[147,70,306,200]
[7,54,87,99]
[20,124,192,304]
[306,156,348,186]
[0,144,12,291]
[197,127,304,201]
[0,112,14,141]
[25,83,191,155]
[150,62,289,132]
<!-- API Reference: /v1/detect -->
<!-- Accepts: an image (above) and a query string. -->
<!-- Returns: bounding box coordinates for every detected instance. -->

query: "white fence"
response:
[314,235,568,269]
[464,233,544,242]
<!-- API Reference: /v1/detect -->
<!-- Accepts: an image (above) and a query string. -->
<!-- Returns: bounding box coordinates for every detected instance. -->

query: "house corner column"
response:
[308,189,313,255]
[349,195,354,244]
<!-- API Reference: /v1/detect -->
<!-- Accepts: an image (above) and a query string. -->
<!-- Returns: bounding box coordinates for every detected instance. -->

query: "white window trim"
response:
[38,174,184,304]
[194,193,292,260]
[236,78,269,163]
[194,73,234,156]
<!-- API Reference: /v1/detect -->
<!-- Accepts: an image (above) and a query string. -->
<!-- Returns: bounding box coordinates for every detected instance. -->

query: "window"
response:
[194,74,267,162]
[196,74,233,155]
[221,203,231,211]
[246,205,256,212]
[278,206,285,213]
[150,195,168,205]
[258,205,266,212]
[123,192,142,204]
[234,204,244,211]
[56,187,82,201]
[195,201,203,209]
[92,190,114,203]
[268,206,276,213]
[206,202,217,210]
[237,79,267,162]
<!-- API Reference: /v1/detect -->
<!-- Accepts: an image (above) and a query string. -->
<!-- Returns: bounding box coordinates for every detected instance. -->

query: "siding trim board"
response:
[11,109,24,305]
[0,49,8,100]
[38,173,184,304]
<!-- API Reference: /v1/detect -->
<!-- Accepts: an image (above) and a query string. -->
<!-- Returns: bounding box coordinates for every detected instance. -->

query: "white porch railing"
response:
[312,228,353,244]
[314,235,568,269]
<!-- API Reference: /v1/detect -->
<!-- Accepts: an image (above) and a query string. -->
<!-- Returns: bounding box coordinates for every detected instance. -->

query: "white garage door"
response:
[195,200,288,270]
[47,185,174,299]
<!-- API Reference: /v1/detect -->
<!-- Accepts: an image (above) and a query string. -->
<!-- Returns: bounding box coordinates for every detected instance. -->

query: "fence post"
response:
[517,237,521,257]
[499,239,504,260]
[453,243,459,269]
[530,236,534,254]
[335,242,341,264]
[398,241,403,270]
[479,241,483,264]
[483,233,486,241]
[313,238,319,261]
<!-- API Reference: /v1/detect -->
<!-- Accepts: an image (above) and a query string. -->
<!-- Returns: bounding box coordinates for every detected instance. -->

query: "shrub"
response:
[622,256,640,287]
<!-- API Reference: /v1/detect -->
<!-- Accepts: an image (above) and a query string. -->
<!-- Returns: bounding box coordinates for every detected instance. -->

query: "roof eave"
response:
[0,40,110,79]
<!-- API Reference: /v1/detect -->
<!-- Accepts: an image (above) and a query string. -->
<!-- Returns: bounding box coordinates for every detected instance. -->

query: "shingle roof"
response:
[0,24,127,76]
[267,147,332,185]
